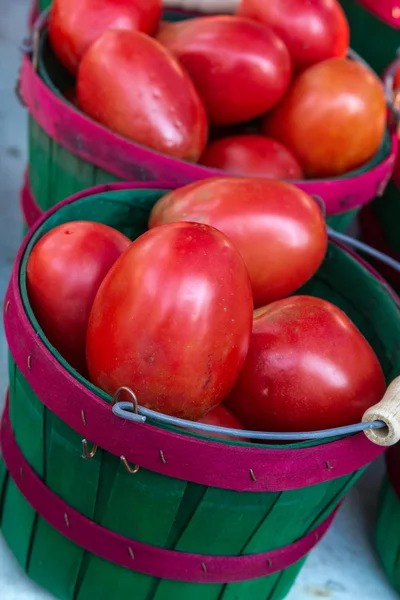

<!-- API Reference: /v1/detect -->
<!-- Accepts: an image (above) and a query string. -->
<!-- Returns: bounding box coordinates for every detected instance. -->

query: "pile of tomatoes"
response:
[27,177,386,439]
[48,0,387,180]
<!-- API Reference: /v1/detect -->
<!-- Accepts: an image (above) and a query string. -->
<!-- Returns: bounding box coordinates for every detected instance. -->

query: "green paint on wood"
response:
[375,476,400,595]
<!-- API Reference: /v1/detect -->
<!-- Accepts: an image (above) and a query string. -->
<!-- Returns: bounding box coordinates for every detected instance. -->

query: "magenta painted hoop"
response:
[20,53,398,216]
[0,397,339,584]
[358,0,400,28]
[3,182,386,493]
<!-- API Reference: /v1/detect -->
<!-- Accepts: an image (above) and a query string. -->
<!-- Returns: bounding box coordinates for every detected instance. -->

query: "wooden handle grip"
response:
[362,377,400,446]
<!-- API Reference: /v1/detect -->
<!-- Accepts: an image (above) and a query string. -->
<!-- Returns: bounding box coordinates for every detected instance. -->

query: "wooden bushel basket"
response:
[18,5,397,232]
[2,181,400,600]
[376,443,400,594]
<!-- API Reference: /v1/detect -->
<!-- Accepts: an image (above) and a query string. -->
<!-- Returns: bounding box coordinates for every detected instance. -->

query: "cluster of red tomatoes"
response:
[48,0,387,180]
[27,177,386,439]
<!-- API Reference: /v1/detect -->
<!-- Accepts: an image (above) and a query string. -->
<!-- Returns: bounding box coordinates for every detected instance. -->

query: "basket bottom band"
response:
[0,395,338,584]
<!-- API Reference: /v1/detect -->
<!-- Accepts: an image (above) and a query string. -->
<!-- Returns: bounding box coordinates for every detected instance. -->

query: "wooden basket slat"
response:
[375,476,400,592]
[74,453,190,600]
[29,117,119,212]
[220,559,306,600]
[27,414,102,597]
[1,481,37,570]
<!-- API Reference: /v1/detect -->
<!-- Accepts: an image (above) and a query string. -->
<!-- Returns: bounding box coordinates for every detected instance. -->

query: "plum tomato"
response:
[77,30,208,162]
[26,221,131,375]
[86,222,253,420]
[237,0,349,72]
[156,16,292,125]
[49,0,162,74]
[149,177,327,307]
[200,134,304,179]
[226,296,386,432]
[262,58,387,178]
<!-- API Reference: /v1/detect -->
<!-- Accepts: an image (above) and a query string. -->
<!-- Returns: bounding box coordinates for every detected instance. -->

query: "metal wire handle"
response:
[112,401,386,440]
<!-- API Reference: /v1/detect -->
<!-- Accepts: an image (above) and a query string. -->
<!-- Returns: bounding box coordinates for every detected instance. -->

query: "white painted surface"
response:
[0,2,398,599]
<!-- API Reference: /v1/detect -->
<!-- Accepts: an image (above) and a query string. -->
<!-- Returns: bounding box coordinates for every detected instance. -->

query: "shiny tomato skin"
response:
[149,178,327,307]
[49,0,162,74]
[156,16,292,125]
[262,58,387,178]
[200,134,304,179]
[197,404,249,441]
[226,296,386,432]
[86,222,253,420]
[238,0,349,72]
[77,30,208,162]
[394,66,400,90]
[26,221,131,375]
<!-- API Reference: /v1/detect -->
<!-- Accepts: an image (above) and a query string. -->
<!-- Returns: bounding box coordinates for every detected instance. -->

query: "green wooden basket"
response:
[1,181,400,600]
[375,444,400,594]
[19,5,397,232]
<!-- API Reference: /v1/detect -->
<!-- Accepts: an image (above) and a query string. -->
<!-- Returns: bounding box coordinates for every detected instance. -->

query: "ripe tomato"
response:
[237,0,349,72]
[86,222,253,420]
[262,58,387,178]
[197,404,249,441]
[394,65,400,90]
[49,0,162,74]
[149,178,327,307]
[226,296,386,432]
[77,30,208,162]
[26,221,131,375]
[156,16,292,125]
[200,134,303,179]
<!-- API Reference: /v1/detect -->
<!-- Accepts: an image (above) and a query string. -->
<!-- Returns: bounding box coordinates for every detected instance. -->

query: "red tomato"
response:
[262,58,387,178]
[26,221,131,375]
[197,404,249,441]
[200,134,303,179]
[149,178,327,307]
[77,30,208,162]
[238,0,349,72]
[156,16,292,125]
[226,296,386,432]
[49,0,162,74]
[86,222,253,420]
[394,66,400,90]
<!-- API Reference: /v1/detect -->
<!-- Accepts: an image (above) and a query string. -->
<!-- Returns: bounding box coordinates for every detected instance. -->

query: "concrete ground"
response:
[0,1,398,599]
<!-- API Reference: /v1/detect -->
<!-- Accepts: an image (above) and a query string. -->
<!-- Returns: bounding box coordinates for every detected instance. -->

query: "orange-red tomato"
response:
[263,58,386,178]
[200,134,303,179]
[394,66,400,90]
[157,16,292,125]
[26,221,131,375]
[149,178,327,307]
[77,30,208,162]
[197,404,249,441]
[86,222,253,420]
[226,296,386,432]
[49,0,162,74]
[237,0,349,72]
